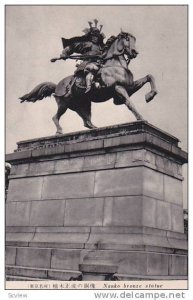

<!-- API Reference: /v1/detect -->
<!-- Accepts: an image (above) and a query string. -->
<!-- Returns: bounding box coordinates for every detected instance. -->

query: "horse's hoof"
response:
[90,124,98,129]
[145,91,157,103]
[84,122,97,129]
[56,131,63,135]
[137,116,144,121]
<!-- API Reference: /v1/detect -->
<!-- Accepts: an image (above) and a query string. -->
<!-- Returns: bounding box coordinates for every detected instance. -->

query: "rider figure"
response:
[60,19,105,93]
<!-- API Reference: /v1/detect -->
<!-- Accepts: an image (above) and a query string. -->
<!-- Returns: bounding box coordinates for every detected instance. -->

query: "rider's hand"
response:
[60,54,67,60]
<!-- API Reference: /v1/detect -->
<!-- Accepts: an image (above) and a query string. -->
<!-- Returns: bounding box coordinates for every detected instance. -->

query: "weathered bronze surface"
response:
[19,20,158,134]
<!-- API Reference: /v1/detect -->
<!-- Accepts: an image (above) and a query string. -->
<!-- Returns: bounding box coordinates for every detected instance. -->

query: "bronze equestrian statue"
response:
[20,19,158,134]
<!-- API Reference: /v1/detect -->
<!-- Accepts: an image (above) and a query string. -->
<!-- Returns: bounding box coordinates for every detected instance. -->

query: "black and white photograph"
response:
[4,3,189,295]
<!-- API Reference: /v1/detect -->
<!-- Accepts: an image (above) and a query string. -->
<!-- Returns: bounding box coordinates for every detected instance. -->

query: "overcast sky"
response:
[5,5,188,206]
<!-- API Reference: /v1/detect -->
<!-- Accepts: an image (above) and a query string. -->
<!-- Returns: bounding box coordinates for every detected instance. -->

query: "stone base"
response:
[6,121,188,280]
[6,245,187,281]
[6,225,188,280]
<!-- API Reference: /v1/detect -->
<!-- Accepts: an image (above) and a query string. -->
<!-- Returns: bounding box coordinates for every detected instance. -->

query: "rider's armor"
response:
[60,19,105,94]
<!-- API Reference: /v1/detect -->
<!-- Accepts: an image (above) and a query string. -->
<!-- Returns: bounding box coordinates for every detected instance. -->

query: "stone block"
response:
[85,233,144,250]
[31,148,47,158]
[169,255,188,276]
[104,133,145,149]
[6,202,31,226]
[94,168,143,197]
[116,150,146,168]
[142,196,156,227]
[155,155,165,171]
[30,200,65,226]
[9,164,17,175]
[163,159,182,178]
[102,197,114,226]
[28,161,55,175]
[177,165,182,175]
[42,172,95,200]
[6,247,16,265]
[36,226,90,233]
[7,177,43,202]
[90,226,143,235]
[115,151,133,168]
[171,204,184,233]
[31,144,65,158]
[164,175,183,206]
[43,145,65,156]
[6,266,48,279]
[166,231,187,240]
[143,234,170,249]
[6,150,32,161]
[143,168,164,200]
[64,198,104,226]
[103,136,121,148]
[142,227,167,237]
[29,242,84,249]
[14,163,30,176]
[132,149,145,162]
[118,252,147,275]
[6,226,36,233]
[30,232,89,247]
[147,253,169,275]
[48,270,82,280]
[16,247,51,269]
[6,242,29,247]
[6,232,34,243]
[144,150,156,165]
[82,249,176,276]
[82,274,106,281]
[170,162,178,176]
[123,133,144,145]
[171,145,187,161]
[51,249,81,270]
[83,153,116,171]
[163,159,173,174]
[80,264,117,274]
[54,157,84,173]
[145,133,172,152]
[167,238,188,251]
[156,201,172,231]
[65,140,103,153]
[103,196,142,226]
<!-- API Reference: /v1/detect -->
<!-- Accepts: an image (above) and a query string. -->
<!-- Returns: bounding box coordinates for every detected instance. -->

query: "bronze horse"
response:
[20,32,157,134]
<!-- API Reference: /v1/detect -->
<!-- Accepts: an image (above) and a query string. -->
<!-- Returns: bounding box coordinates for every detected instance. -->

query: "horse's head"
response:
[117,32,138,59]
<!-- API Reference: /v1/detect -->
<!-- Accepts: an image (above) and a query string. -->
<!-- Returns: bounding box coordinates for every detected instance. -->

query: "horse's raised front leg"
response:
[115,85,144,120]
[130,74,158,103]
[52,96,68,134]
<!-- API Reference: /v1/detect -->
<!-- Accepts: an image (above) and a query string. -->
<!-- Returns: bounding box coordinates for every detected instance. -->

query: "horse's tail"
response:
[19,82,56,103]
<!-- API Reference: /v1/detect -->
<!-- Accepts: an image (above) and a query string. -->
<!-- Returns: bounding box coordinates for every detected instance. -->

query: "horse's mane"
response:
[103,35,117,52]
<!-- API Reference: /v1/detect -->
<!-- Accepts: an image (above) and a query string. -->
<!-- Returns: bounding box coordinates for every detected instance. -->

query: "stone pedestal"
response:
[5,121,188,281]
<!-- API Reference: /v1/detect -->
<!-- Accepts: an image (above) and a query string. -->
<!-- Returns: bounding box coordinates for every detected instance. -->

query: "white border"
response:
[1,1,192,299]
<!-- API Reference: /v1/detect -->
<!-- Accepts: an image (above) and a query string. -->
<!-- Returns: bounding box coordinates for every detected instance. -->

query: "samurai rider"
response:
[60,19,105,94]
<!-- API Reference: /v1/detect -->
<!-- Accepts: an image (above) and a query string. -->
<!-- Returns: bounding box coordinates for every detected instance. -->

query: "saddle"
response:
[73,73,87,91]
[55,72,101,97]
